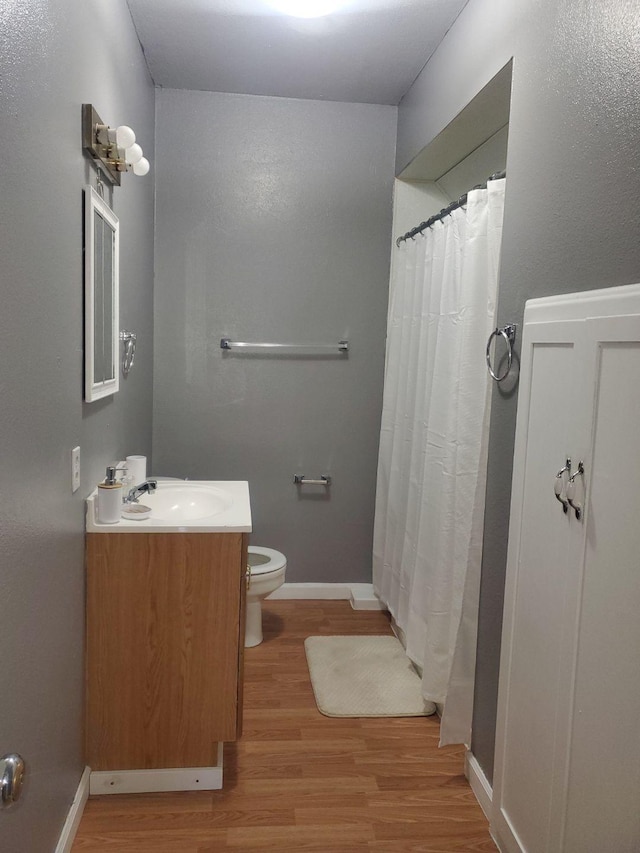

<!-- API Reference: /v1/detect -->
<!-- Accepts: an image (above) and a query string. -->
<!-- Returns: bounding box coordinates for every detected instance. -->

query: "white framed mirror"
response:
[84,185,119,402]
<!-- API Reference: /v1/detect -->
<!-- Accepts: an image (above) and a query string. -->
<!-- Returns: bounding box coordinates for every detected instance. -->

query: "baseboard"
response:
[464,748,493,820]
[268,582,386,611]
[268,582,351,600]
[89,744,224,795]
[55,766,90,853]
[348,583,386,611]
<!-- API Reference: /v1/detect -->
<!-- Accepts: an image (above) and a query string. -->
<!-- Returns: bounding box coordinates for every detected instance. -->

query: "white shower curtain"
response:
[373,178,505,746]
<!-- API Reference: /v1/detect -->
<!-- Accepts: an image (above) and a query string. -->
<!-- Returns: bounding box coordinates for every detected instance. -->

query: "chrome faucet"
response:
[125,478,158,504]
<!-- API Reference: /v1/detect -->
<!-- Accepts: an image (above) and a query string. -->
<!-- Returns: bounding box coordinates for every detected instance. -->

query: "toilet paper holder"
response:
[294,474,331,486]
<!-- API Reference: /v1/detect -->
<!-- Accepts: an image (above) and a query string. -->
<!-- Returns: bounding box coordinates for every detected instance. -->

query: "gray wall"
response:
[397,0,640,782]
[153,89,396,582]
[0,1,154,848]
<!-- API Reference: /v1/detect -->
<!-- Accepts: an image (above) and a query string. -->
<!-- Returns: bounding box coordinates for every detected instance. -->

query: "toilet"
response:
[245,546,287,647]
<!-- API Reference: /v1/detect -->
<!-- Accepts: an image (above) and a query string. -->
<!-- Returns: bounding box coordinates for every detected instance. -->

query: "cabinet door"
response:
[492,316,590,853]
[493,285,640,853]
[86,532,245,770]
[561,313,640,852]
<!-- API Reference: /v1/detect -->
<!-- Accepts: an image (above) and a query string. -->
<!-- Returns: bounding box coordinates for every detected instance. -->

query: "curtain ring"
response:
[486,324,517,382]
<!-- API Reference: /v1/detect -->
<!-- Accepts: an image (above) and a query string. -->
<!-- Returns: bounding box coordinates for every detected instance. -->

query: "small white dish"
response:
[121,504,152,520]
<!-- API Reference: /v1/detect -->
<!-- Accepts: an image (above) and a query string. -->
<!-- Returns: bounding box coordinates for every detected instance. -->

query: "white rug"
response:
[304,635,436,718]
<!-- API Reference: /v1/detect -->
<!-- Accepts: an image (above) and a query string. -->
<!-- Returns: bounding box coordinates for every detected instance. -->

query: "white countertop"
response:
[86,480,252,533]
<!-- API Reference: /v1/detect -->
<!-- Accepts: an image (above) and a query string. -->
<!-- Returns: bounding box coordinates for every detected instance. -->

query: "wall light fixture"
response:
[82,104,150,186]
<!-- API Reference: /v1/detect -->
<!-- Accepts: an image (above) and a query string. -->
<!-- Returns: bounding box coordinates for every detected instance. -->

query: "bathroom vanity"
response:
[85,481,251,793]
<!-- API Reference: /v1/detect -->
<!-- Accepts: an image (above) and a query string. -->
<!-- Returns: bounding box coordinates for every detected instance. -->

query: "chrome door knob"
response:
[0,754,25,807]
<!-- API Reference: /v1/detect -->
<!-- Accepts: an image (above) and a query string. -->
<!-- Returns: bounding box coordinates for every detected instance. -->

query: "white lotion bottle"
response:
[97,466,123,524]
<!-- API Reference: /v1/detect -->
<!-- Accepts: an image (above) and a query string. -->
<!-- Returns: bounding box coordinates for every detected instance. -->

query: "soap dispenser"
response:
[97,466,123,524]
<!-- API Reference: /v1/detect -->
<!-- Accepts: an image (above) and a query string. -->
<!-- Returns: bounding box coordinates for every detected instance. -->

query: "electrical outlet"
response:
[71,446,81,493]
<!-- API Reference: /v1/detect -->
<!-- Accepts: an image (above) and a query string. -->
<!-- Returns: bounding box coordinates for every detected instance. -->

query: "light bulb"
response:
[132,157,150,176]
[125,143,143,165]
[115,125,136,149]
[271,0,337,17]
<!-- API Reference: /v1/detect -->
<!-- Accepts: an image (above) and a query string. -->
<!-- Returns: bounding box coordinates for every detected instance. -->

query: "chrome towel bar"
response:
[221,338,348,353]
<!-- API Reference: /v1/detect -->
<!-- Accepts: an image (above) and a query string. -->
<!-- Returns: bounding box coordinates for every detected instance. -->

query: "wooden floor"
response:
[73,601,496,852]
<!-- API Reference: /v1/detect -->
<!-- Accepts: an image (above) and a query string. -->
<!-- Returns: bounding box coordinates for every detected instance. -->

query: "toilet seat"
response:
[247,546,287,575]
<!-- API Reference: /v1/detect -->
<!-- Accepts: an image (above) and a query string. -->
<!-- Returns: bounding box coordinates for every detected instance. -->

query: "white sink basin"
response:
[86,480,252,533]
[144,483,233,522]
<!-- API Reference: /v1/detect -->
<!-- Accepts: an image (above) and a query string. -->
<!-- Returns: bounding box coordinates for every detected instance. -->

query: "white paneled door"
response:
[492,285,640,853]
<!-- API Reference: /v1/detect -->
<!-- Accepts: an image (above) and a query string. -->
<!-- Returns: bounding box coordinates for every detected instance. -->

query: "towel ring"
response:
[486,324,517,382]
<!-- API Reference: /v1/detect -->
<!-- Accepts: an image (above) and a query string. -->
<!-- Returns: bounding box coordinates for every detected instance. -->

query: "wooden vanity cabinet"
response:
[85,532,248,771]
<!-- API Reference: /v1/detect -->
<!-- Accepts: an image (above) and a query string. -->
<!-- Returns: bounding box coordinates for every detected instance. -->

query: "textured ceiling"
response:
[126,0,468,105]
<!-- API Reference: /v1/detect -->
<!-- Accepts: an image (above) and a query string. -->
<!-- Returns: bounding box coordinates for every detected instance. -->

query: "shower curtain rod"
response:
[395,170,506,248]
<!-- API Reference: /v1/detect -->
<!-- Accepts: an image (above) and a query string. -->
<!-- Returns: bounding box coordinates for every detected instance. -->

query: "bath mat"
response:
[304,635,436,718]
